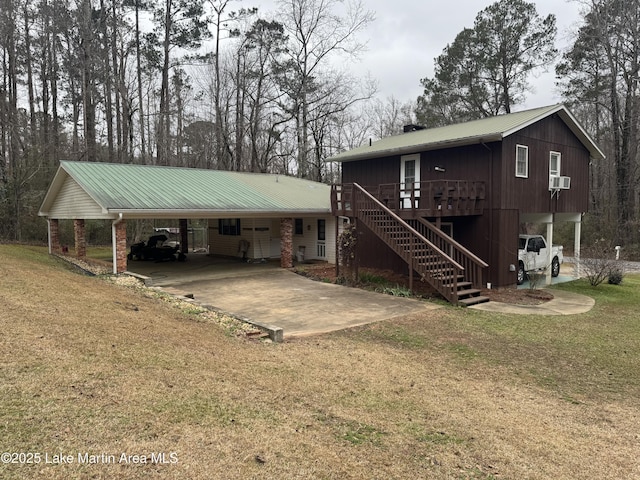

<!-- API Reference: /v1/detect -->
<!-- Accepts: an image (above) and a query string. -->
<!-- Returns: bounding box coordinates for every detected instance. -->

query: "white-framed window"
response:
[549,151,561,177]
[516,144,528,178]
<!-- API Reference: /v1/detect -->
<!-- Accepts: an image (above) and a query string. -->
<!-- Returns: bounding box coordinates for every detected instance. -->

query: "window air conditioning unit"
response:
[549,175,571,190]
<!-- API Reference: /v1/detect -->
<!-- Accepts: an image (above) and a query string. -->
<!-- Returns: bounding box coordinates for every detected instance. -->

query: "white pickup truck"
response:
[517,235,563,285]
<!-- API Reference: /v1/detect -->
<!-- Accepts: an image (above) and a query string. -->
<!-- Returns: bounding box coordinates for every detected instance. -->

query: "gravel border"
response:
[55,254,266,340]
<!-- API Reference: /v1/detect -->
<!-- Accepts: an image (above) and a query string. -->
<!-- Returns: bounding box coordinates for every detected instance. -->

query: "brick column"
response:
[280,217,293,268]
[74,219,86,258]
[49,219,61,254]
[114,220,128,274]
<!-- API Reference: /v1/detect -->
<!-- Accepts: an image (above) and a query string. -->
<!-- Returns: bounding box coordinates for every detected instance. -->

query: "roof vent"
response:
[403,124,426,133]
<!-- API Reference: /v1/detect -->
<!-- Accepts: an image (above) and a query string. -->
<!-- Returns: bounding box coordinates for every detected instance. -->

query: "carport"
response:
[39,161,337,273]
[520,212,583,284]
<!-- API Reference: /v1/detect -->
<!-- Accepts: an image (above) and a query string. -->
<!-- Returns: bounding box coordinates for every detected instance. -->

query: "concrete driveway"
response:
[127,255,440,338]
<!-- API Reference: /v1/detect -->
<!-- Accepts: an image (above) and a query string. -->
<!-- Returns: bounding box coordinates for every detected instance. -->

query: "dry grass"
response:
[1,245,639,479]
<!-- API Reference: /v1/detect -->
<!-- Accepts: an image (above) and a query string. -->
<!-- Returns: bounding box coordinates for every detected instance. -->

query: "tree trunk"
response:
[81,0,96,161]
[135,0,147,163]
[100,0,115,162]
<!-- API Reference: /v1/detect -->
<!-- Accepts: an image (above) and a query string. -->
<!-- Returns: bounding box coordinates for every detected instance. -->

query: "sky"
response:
[261,0,585,111]
[355,0,584,109]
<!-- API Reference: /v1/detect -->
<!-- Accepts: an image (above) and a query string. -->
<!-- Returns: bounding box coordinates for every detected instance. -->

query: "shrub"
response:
[377,284,412,297]
[607,267,625,285]
[580,240,619,286]
[359,271,386,285]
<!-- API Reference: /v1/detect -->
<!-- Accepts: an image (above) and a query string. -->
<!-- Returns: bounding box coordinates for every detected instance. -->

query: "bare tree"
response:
[367,96,417,139]
[152,0,208,165]
[558,0,640,246]
[276,0,374,180]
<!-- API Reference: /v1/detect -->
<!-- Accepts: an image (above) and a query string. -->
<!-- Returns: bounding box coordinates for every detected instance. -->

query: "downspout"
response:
[47,218,52,254]
[112,213,124,274]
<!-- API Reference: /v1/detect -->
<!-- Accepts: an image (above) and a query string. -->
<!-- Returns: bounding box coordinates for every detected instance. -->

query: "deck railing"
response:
[331,183,489,299]
[406,218,487,290]
[333,183,465,303]
[362,180,486,217]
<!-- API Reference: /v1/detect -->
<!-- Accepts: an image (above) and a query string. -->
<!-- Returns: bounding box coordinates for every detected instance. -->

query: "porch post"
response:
[545,220,554,286]
[280,218,293,268]
[112,217,127,274]
[180,219,189,253]
[48,218,60,254]
[574,220,582,278]
[74,219,87,259]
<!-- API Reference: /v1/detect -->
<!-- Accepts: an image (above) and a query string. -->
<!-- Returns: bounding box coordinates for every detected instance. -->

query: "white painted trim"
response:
[521,213,554,224]
[574,221,582,278]
[549,151,561,177]
[545,221,554,285]
[400,154,421,208]
[516,144,529,178]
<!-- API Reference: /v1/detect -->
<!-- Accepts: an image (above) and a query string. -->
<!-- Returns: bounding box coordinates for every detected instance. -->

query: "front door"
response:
[400,154,420,208]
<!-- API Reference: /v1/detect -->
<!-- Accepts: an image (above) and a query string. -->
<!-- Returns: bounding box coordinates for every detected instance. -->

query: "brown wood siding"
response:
[449,210,518,288]
[493,209,520,287]
[356,220,408,274]
[500,115,590,214]
[342,143,496,186]
[338,114,592,288]
[420,144,492,183]
[342,156,400,186]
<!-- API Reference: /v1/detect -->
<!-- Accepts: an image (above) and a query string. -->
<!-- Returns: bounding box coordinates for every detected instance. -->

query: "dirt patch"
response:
[294,263,554,305]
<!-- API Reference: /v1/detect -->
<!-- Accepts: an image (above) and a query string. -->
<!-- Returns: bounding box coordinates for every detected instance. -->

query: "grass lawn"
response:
[1,245,639,479]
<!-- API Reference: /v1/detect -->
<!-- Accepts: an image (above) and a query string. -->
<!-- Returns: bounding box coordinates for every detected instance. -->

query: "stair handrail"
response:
[352,183,464,271]
[413,218,488,268]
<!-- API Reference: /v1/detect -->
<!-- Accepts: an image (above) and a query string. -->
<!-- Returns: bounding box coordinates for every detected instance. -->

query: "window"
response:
[400,154,420,187]
[516,145,528,178]
[294,218,304,235]
[549,151,561,177]
[317,219,326,241]
[404,160,416,184]
[218,218,241,236]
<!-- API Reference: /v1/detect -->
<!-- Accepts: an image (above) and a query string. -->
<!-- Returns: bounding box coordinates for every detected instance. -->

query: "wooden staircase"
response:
[332,183,489,306]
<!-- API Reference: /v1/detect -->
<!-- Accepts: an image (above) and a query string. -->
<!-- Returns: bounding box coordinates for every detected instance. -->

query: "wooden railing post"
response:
[409,236,414,292]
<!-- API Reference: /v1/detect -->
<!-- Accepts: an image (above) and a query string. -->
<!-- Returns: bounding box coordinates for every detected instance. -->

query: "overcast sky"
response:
[259,0,585,111]
[350,0,584,109]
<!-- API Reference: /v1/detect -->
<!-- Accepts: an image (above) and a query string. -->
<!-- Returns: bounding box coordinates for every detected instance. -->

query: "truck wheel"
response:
[517,261,526,285]
[551,257,560,277]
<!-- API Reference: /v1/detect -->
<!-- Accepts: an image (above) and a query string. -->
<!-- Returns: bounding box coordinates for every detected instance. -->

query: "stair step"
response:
[425,269,461,276]
[430,274,464,282]
[457,288,482,298]
[445,281,472,290]
[457,296,490,307]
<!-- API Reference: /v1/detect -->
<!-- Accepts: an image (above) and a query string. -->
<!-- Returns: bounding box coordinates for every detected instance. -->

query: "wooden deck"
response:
[331,183,489,306]
[332,181,486,219]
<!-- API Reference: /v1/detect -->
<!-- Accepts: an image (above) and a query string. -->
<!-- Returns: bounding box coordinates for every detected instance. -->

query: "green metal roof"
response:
[328,104,605,163]
[39,161,331,218]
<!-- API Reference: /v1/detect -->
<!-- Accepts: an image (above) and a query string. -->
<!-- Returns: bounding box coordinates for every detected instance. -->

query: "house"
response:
[328,104,605,305]
[39,161,336,273]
